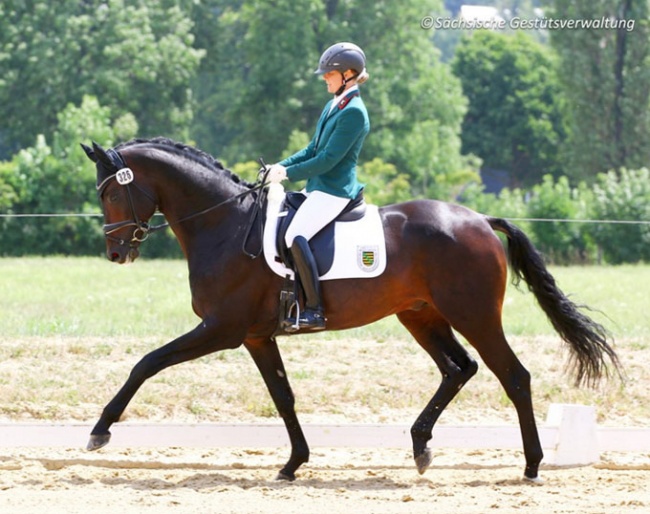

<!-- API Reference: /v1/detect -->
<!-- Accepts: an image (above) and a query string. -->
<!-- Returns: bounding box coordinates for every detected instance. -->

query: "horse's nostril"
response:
[110,252,121,262]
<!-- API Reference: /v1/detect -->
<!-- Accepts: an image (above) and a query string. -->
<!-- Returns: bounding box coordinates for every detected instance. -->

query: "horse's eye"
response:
[108,191,121,204]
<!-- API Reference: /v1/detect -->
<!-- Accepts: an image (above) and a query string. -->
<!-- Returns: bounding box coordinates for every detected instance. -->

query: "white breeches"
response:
[284,190,351,247]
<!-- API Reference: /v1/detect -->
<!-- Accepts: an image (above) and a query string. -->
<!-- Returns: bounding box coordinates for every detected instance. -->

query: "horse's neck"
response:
[149,158,242,220]
[143,156,249,258]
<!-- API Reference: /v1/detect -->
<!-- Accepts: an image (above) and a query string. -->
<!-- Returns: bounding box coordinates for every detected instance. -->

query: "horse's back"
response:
[380,199,503,253]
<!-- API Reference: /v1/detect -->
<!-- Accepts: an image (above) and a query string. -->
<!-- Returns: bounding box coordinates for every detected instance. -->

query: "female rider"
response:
[267,42,370,331]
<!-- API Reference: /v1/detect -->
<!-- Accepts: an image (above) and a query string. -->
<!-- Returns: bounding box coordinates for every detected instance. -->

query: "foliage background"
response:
[0,0,649,263]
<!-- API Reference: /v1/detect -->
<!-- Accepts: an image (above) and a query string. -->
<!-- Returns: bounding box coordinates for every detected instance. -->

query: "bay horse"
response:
[81,137,619,482]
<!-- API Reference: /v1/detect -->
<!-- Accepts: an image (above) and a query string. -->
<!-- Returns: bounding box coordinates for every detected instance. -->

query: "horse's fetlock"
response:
[410,423,432,445]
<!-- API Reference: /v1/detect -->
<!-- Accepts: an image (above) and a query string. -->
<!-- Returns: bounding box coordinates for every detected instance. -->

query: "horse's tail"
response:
[487,216,622,387]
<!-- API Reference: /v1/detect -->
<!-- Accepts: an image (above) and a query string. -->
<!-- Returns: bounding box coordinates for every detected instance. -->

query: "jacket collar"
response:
[316,87,361,149]
[328,85,360,114]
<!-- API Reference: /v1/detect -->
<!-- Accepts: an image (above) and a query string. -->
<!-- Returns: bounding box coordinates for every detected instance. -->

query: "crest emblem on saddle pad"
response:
[358,246,379,272]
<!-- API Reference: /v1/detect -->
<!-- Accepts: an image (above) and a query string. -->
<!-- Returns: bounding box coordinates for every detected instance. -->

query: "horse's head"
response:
[82,141,157,264]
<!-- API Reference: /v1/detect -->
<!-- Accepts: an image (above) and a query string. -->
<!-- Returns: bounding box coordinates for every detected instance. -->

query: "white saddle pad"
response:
[262,184,387,281]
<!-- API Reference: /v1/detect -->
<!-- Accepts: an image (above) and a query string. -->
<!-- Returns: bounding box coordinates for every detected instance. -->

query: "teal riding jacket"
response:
[280,89,369,200]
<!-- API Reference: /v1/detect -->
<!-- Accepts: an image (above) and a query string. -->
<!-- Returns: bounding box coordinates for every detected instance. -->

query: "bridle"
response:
[96,149,269,256]
[96,149,162,248]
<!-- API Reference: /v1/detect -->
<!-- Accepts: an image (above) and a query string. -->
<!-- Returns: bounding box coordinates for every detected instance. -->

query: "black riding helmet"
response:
[314,42,366,76]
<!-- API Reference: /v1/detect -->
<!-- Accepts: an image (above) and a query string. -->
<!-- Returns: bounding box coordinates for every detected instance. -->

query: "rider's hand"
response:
[267,164,287,183]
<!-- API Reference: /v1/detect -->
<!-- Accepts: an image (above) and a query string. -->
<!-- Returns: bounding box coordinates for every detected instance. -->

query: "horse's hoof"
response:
[275,470,296,481]
[415,448,433,475]
[523,475,544,485]
[86,433,111,451]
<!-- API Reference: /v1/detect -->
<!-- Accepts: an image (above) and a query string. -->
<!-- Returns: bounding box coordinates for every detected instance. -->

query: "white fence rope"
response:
[505,217,650,225]
[0,213,102,218]
[0,213,163,218]
[1,212,649,225]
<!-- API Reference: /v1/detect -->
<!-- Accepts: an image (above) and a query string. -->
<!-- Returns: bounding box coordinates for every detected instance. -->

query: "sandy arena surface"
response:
[1,335,648,512]
[0,445,648,513]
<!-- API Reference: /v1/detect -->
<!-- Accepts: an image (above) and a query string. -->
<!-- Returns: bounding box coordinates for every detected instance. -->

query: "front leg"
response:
[87,319,243,450]
[245,337,309,481]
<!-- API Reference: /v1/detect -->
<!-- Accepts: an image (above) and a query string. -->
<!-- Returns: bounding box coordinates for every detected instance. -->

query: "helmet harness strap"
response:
[334,70,360,96]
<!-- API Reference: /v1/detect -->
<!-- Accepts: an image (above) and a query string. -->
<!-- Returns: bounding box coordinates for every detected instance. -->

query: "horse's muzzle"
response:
[107,246,140,264]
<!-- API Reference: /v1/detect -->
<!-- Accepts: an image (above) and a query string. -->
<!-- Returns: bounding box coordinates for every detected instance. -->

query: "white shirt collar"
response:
[329,85,359,113]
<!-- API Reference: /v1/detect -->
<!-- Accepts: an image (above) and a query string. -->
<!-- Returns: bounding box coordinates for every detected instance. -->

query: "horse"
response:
[81,137,620,482]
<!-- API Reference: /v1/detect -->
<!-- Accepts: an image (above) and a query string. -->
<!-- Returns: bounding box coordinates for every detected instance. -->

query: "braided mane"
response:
[116,137,254,188]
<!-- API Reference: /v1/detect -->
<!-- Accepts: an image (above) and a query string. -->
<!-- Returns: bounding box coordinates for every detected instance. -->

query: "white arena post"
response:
[543,403,599,466]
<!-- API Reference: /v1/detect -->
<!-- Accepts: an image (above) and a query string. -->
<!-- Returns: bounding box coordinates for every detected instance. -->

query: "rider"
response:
[266,42,370,331]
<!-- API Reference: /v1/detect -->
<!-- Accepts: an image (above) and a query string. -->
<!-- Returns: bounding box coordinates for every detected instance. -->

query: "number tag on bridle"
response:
[116,168,134,185]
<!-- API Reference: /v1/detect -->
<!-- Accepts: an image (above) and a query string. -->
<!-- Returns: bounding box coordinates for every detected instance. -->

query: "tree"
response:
[0,96,124,255]
[357,158,412,205]
[0,161,18,212]
[332,0,470,198]
[190,0,471,199]
[590,168,650,263]
[549,0,650,182]
[0,0,203,158]
[189,0,250,162]
[89,1,205,141]
[228,0,325,161]
[188,0,326,163]
[527,175,593,264]
[452,30,567,188]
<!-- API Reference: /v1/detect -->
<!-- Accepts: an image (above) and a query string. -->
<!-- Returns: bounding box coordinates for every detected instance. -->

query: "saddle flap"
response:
[275,190,366,272]
[262,184,386,282]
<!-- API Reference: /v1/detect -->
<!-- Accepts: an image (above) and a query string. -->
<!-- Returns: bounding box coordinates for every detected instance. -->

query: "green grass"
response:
[0,257,195,337]
[0,257,647,424]
[0,257,648,339]
[501,264,650,339]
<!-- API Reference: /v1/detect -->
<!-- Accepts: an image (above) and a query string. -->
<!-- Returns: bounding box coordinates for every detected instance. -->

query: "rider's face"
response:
[323,70,345,94]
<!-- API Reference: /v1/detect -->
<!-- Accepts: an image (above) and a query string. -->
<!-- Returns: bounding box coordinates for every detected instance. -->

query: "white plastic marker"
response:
[116,168,134,185]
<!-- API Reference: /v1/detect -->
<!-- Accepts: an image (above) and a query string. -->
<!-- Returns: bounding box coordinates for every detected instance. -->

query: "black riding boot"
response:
[284,236,326,332]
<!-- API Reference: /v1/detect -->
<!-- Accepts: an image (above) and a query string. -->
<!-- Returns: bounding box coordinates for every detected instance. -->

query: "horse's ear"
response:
[91,141,113,167]
[80,143,97,163]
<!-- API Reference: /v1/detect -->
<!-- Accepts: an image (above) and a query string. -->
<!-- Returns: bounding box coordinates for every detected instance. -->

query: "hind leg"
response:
[426,237,543,479]
[437,290,544,478]
[397,308,478,474]
[455,321,544,480]
[474,333,543,480]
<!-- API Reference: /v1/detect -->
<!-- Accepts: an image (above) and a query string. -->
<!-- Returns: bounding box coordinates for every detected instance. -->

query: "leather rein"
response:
[96,150,269,257]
